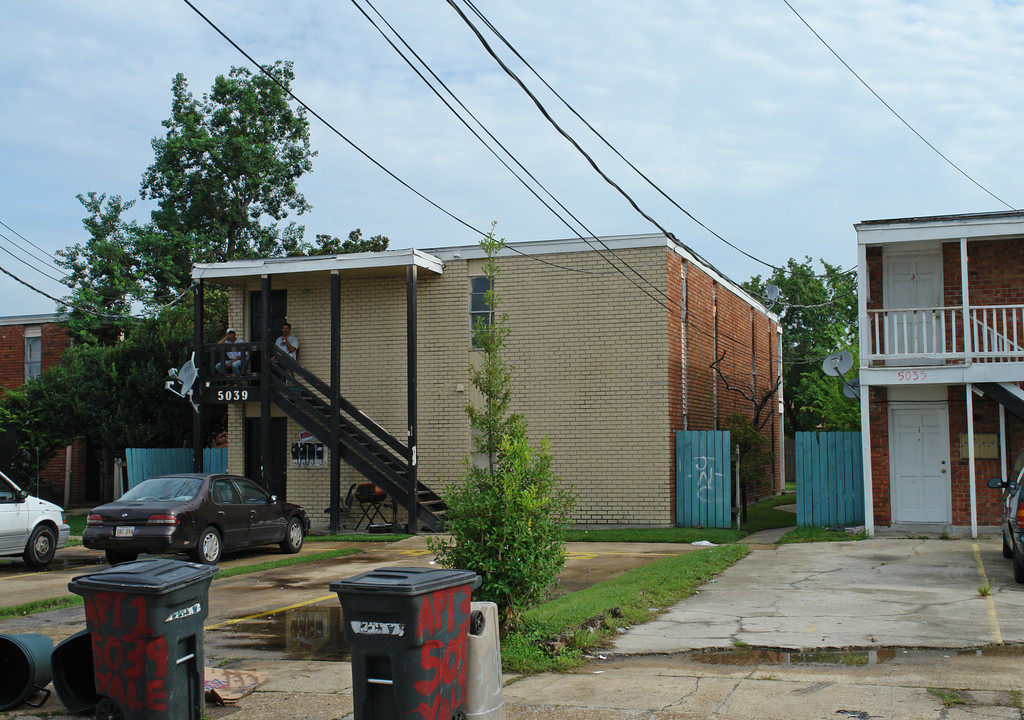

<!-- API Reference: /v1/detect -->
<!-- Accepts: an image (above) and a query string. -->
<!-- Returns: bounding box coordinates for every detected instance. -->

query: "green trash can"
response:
[0,633,53,711]
[331,567,481,720]
[68,558,217,720]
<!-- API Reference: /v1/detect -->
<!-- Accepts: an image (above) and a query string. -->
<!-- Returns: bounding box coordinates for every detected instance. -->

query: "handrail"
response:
[866,303,1024,363]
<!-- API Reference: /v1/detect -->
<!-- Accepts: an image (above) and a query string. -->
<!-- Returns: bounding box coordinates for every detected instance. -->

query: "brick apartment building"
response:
[856,211,1024,536]
[0,314,95,506]
[188,234,782,531]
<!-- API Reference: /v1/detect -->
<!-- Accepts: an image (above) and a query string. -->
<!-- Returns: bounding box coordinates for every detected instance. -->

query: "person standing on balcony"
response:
[275,323,299,361]
[215,328,244,374]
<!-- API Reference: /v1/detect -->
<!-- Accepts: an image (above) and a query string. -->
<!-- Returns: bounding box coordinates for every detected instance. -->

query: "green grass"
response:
[778,526,867,544]
[564,492,797,544]
[308,533,412,543]
[501,543,749,674]
[67,514,87,536]
[0,595,84,621]
[927,688,964,707]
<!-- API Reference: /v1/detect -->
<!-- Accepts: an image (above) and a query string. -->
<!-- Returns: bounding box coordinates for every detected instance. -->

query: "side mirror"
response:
[269,495,278,504]
[988,477,1006,489]
[15,489,28,502]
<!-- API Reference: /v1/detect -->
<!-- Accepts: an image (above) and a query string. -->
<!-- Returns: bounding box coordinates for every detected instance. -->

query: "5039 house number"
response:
[216,389,249,401]
[895,370,927,382]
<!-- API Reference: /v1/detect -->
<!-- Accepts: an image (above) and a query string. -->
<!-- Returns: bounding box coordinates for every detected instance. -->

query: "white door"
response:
[884,251,943,356]
[890,405,951,523]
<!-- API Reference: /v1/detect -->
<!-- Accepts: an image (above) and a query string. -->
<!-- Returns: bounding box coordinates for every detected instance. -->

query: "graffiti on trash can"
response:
[412,584,472,720]
[83,591,169,712]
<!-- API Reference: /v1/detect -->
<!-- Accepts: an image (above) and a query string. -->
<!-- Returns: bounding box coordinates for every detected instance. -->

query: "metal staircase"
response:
[266,348,447,532]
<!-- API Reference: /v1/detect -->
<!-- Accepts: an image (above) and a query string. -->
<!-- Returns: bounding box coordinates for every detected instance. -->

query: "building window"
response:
[469,276,493,346]
[25,335,41,382]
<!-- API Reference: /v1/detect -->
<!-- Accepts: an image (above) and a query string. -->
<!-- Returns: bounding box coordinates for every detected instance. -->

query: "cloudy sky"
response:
[4,0,1024,316]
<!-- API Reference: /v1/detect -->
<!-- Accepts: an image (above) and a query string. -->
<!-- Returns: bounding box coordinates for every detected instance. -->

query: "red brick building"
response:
[0,314,93,506]
[856,211,1024,536]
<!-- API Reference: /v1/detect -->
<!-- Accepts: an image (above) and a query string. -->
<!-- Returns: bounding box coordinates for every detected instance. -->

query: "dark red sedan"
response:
[83,473,310,565]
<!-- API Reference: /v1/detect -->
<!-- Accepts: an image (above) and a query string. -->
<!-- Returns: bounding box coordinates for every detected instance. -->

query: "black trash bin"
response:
[0,633,53,711]
[51,629,100,714]
[68,558,217,720]
[331,567,481,720]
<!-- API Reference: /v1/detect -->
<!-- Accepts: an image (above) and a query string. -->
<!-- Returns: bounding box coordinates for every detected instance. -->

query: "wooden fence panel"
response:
[795,432,863,527]
[676,430,732,528]
[125,448,228,489]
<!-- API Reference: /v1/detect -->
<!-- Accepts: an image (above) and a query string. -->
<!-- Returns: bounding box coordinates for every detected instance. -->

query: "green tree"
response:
[428,226,575,629]
[139,61,315,300]
[54,192,143,345]
[724,413,775,521]
[745,258,859,433]
[307,229,390,255]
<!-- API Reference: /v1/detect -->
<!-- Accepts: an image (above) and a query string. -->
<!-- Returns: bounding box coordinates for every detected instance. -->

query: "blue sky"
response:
[4,0,1024,314]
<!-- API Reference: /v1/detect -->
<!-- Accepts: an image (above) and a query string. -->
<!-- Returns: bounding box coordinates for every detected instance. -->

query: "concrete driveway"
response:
[614,534,1019,654]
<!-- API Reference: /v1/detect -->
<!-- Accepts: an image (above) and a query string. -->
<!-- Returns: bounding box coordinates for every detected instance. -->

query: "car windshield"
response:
[120,477,202,503]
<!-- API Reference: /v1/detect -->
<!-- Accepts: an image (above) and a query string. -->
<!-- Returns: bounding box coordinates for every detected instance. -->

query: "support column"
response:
[406,265,419,534]
[329,271,341,534]
[857,243,874,536]
[193,280,205,473]
[961,238,972,363]
[966,384,978,538]
[260,275,272,492]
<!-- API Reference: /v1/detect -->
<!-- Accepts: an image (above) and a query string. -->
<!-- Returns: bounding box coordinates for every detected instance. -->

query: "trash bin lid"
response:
[68,558,218,595]
[330,567,481,596]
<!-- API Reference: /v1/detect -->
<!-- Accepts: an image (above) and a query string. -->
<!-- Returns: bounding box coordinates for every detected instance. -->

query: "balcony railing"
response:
[866,304,1024,364]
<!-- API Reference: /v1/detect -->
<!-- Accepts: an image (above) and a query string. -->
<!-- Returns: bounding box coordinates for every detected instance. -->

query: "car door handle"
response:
[217,511,226,516]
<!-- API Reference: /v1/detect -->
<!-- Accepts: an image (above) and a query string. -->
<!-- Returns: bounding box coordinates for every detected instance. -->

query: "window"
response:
[469,276,493,346]
[24,335,41,382]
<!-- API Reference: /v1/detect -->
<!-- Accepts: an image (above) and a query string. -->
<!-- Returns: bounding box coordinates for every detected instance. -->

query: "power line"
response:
[458,0,784,273]
[782,0,1017,211]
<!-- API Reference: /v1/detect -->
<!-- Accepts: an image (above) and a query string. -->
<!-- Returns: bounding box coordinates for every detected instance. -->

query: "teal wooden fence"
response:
[125,448,228,489]
[795,431,864,527]
[676,430,732,528]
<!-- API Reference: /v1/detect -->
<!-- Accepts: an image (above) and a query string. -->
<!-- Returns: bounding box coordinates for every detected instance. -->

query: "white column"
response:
[857,242,874,535]
[961,238,972,363]
[1000,404,1008,483]
[966,384,978,538]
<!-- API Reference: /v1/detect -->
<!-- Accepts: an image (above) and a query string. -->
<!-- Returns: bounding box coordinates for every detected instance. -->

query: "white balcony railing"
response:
[866,304,1024,364]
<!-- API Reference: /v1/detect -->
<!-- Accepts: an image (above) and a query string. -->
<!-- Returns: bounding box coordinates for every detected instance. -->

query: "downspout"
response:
[329,271,341,534]
[857,242,874,536]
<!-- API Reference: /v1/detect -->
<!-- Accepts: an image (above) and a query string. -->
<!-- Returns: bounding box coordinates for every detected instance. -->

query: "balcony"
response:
[866,304,1024,366]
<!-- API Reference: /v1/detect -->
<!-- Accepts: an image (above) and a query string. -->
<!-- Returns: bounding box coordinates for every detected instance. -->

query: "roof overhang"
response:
[192,248,444,284]
[855,210,1024,246]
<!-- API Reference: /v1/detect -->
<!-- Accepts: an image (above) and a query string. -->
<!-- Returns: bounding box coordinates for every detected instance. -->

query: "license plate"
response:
[115,526,134,538]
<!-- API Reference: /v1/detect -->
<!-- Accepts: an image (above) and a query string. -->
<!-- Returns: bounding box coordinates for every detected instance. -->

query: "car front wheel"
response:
[280,517,304,554]
[23,525,56,567]
[1013,545,1024,584]
[191,527,222,565]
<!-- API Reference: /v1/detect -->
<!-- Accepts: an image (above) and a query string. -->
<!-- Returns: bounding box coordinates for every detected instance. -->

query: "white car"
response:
[0,469,71,567]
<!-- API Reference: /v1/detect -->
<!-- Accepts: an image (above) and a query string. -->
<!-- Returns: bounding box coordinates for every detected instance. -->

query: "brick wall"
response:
[219,243,779,528]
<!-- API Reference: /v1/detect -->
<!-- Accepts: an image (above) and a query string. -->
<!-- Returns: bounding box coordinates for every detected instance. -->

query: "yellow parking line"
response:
[205,593,337,631]
[972,543,1003,645]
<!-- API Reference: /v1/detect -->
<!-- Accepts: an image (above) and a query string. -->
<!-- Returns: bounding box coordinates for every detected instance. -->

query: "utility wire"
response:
[459,0,782,273]
[181,0,489,240]
[0,239,67,286]
[783,0,1017,211]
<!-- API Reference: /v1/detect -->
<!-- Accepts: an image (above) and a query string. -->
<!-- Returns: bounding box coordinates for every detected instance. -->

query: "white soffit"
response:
[192,248,444,281]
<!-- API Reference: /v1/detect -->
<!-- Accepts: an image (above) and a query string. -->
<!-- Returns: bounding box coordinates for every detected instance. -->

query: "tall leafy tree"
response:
[55,192,142,345]
[139,60,315,300]
[745,258,859,433]
[306,229,390,255]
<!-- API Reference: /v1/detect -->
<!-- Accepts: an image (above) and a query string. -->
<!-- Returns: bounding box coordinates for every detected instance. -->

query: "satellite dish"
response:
[843,377,861,400]
[764,284,781,302]
[822,351,853,377]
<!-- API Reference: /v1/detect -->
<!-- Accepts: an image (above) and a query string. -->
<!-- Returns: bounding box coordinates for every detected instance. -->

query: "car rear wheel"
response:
[1003,532,1014,559]
[280,517,304,554]
[191,527,222,565]
[105,550,139,565]
[23,525,56,567]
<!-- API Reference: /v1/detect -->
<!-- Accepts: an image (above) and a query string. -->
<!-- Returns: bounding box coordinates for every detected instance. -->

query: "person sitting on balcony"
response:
[215,328,244,374]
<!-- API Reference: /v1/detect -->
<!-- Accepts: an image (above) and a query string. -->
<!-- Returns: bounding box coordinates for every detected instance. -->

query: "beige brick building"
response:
[192,234,781,531]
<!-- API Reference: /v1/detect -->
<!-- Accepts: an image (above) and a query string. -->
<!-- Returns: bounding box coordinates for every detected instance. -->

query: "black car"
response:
[987,447,1024,581]
[83,473,310,565]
